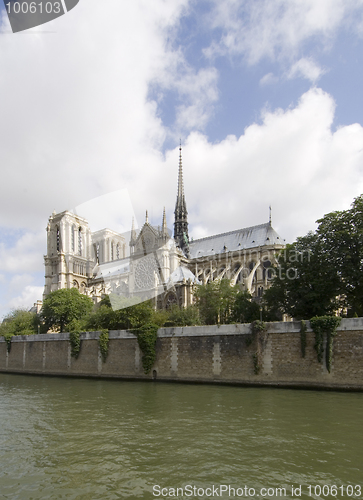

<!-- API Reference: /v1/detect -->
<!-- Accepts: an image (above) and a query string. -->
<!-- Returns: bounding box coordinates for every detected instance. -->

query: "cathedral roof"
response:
[188,223,284,259]
[93,258,130,279]
[168,266,200,285]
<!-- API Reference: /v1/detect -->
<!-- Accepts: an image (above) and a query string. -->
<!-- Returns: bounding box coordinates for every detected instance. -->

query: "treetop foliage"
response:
[195,279,261,325]
[41,288,93,333]
[264,194,363,319]
[0,309,38,338]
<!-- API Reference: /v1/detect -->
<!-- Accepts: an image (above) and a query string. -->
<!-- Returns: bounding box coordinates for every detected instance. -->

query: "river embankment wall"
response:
[1,318,363,390]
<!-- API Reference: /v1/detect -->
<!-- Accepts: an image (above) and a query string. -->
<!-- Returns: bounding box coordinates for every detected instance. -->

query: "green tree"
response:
[316,194,363,316]
[195,279,237,325]
[0,309,38,338]
[231,291,261,323]
[263,234,341,320]
[164,305,201,327]
[85,298,155,331]
[41,288,93,332]
[85,304,115,331]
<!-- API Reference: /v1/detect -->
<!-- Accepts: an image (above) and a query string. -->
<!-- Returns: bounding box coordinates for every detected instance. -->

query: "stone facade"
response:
[43,147,285,307]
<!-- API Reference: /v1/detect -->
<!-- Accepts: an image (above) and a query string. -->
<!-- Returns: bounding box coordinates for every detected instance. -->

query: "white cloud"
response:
[204,0,363,64]
[0,0,222,234]
[0,273,43,318]
[0,0,194,229]
[6,285,44,312]
[0,230,45,273]
[181,88,363,242]
[173,67,219,130]
[259,73,279,86]
[287,58,326,83]
[73,189,138,233]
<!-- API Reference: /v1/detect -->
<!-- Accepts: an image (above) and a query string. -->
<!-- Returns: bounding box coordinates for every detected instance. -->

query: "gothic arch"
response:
[245,260,261,294]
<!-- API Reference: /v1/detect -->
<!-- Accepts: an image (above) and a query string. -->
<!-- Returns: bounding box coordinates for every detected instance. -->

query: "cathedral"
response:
[43,147,285,309]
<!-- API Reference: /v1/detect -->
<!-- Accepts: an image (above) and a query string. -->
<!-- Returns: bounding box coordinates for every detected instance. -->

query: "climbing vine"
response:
[245,334,253,347]
[132,323,158,374]
[3,334,12,353]
[251,320,266,335]
[300,320,307,358]
[69,331,81,359]
[251,320,267,375]
[98,329,109,363]
[310,316,341,372]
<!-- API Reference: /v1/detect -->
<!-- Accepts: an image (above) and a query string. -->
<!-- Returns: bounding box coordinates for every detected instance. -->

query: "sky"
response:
[0,0,363,318]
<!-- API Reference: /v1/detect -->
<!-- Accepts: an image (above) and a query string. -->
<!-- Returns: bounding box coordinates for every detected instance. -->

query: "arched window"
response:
[165,292,178,309]
[56,226,60,252]
[262,259,271,280]
[71,225,76,252]
[78,227,82,256]
[111,241,114,261]
[116,243,120,259]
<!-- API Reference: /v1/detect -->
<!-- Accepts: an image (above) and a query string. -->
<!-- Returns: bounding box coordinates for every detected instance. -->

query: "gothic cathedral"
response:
[44,147,285,308]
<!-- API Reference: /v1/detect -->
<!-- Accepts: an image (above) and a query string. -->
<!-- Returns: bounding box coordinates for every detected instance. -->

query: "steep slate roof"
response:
[93,258,130,279]
[188,223,284,259]
[168,266,200,285]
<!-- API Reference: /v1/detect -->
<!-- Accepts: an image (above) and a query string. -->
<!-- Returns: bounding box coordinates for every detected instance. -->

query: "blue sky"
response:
[0,0,363,317]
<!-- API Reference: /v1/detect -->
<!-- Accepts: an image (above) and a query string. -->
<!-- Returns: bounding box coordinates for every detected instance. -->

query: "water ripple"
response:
[0,375,362,499]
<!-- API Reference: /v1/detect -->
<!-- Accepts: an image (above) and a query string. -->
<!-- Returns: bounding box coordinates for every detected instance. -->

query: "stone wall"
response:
[1,319,363,390]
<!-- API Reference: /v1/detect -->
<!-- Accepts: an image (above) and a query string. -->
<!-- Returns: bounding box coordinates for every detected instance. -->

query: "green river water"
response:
[0,374,362,500]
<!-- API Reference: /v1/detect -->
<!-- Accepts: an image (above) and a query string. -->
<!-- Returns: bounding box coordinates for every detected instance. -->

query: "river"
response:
[0,374,362,499]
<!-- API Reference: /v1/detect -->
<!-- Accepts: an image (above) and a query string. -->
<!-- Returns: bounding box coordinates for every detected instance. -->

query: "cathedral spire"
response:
[162,206,168,236]
[174,143,189,255]
[130,216,137,248]
[177,141,184,200]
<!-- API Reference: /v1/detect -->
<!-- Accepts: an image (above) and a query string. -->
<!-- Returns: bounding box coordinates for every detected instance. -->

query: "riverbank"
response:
[1,318,363,390]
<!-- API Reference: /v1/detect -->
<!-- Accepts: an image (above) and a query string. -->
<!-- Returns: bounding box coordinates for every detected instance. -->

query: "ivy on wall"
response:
[310,316,341,372]
[69,331,81,359]
[300,320,307,358]
[132,323,158,374]
[251,320,267,375]
[98,329,109,363]
[4,334,12,353]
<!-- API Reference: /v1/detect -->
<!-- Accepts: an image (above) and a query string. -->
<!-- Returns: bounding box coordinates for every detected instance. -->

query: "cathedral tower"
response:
[174,144,189,256]
[43,211,93,298]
